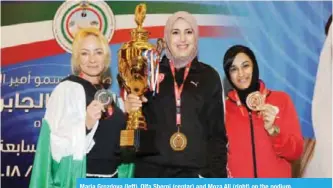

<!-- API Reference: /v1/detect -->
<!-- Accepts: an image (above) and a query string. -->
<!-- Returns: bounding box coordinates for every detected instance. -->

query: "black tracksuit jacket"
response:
[135,56,228,178]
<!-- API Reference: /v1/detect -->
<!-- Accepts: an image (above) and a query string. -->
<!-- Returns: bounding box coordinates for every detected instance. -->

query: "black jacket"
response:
[138,56,228,177]
[63,75,126,174]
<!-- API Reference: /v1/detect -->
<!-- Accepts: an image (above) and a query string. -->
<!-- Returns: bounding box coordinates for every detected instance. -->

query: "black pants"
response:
[135,161,200,178]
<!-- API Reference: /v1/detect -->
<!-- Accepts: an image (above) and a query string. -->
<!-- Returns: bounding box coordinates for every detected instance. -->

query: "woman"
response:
[223,45,304,177]
[29,28,126,187]
[125,11,228,178]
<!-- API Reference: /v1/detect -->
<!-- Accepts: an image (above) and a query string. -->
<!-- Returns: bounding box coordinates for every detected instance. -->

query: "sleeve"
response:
[30,81,91,188]
[304,24,332,177]
[85,121,99,153]
[200,71,228,178]
[44,81,98,162]
[270,93,304,161]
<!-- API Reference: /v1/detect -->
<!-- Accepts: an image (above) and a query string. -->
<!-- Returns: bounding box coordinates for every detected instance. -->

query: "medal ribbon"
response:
[169,61,192,130]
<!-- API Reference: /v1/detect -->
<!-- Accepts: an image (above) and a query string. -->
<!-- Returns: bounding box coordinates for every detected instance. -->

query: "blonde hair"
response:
[71,27,112,84]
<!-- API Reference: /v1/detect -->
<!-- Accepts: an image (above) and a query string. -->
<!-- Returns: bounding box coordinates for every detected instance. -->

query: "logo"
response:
[158,73,165,84]
[53,0,115,53]
[190,81,199,87]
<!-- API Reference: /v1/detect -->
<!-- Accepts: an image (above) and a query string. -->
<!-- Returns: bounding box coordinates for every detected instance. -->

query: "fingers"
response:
[262,109,275,118]
[87,100,105,120]
[272,106,279,115]
[265,104,279,114]
[263,114,274,124]
[91,110,102,120]
[264,123,273,131]
[127,95,142,109]
[127,94,142,104]
[259,104,276,126]
[256,105,265,111]
[125,94,146,113]
[141,96,148,103]
[259,104,278,116]
[256,104,280,131]
[90,100,105,112]
[262,112,274,130]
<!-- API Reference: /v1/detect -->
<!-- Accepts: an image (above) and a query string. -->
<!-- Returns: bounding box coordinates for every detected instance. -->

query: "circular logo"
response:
[53,1,115,53]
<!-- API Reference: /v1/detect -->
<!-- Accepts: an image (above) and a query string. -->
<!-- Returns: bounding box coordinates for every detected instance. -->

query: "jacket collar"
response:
[159,55,203,73]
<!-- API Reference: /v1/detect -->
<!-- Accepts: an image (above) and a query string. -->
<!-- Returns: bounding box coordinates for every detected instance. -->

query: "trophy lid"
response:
[131,3,149,42]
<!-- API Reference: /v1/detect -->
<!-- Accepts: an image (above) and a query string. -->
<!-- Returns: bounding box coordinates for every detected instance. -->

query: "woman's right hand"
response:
[124,93,148,113]
[86,100,105,130]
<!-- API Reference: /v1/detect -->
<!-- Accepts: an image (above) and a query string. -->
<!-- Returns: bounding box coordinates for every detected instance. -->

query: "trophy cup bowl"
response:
[117,3,160,158]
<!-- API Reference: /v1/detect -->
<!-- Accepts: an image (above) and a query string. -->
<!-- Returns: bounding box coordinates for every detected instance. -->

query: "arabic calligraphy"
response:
[1,72,65,87]
[0,140,36,156]
[0,93,50,113]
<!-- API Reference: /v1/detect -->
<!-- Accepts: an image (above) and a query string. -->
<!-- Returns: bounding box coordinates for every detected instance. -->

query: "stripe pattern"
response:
[2,14,241,48]
[1,1,243,66]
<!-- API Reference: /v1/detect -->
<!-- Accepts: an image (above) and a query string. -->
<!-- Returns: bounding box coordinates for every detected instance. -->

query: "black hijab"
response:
[223,45,260,110]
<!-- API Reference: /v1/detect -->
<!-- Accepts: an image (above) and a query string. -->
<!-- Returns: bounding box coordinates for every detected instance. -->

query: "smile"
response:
[88,66,99,68]
[238,77,249,83]
[177,44,189,49]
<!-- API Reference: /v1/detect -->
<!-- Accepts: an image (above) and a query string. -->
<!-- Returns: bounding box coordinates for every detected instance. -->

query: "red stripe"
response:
[66,7,103,39]
[1,26,240,66]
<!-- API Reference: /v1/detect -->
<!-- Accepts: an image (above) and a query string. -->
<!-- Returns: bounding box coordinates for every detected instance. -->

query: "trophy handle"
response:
[116,74,131,94]
[156,38,165,60]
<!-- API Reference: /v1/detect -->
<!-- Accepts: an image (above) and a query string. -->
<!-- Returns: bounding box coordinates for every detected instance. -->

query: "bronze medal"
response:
[170,131,187,151]
[246,91,265,111]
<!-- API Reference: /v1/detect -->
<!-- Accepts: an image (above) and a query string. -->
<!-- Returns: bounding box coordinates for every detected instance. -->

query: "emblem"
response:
[53,0,115,53]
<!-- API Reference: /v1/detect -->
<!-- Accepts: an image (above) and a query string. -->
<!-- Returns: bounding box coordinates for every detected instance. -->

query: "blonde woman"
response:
[29,28,126,187]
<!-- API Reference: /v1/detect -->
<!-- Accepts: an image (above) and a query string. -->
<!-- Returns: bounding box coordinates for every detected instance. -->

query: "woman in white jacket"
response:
[29,28,126,187]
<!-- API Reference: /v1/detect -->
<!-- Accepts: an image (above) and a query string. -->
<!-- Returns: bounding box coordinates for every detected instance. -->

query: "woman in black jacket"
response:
[125,11,228,178]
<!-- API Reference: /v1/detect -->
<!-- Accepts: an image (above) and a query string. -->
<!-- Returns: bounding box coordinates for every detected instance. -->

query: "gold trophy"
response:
[118,3,162,155]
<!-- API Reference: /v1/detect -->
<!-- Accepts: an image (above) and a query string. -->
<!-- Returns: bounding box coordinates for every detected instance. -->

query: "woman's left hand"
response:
[258,104,279,131]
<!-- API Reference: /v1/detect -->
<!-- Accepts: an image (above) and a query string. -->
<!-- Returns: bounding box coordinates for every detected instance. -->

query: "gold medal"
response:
[170,131,187,151]
[246,91,265,111]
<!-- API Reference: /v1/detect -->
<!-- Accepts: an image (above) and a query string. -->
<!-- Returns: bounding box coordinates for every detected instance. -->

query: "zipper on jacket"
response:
[249,111,258,178]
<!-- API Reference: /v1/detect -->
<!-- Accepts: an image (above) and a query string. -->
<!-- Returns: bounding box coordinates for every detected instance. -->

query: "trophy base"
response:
[119,129,159,156]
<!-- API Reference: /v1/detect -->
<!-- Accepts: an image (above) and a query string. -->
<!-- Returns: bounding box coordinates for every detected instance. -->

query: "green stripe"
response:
[1,1,241,26]
[91,3,108,36]
[61,4,79,47]
[29,120,86,188]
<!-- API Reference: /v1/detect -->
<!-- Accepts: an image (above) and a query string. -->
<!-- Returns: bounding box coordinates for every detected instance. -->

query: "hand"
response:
[257,104,279,131]
[124,94,148,113]
[86,100,105,130]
